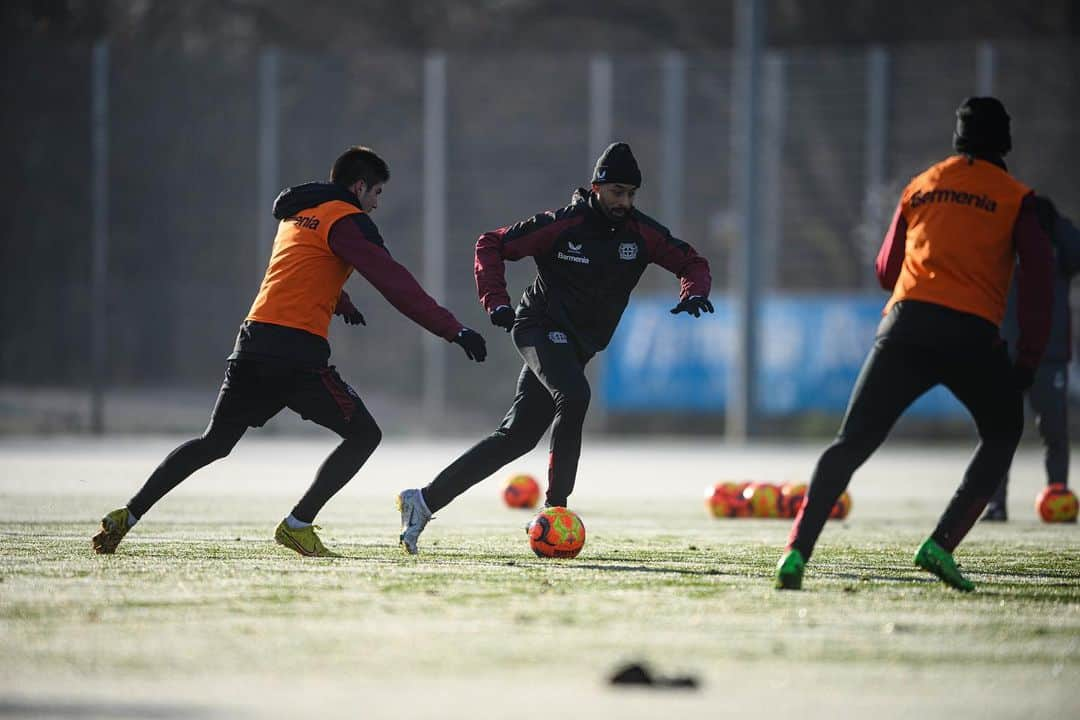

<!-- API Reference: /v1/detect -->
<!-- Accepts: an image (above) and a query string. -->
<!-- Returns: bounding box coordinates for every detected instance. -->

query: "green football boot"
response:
[914,538,974,592]
[775,548,806,590]
[274,520,341,558]
[92,507,133,554]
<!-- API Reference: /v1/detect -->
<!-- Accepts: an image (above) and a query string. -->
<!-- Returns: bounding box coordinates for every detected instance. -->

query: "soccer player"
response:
[775,97,1054,592]
[395,142,713,554]
[983,197,1080,521]
[92,146,488,557]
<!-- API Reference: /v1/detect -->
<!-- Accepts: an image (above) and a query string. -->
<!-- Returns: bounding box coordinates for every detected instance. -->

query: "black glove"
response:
[1011,362,1036,391]
[670,296,714,318]
[490,305,515,332]
[453,328,487,362]
[335,293,366,326]
[341,309,366,326]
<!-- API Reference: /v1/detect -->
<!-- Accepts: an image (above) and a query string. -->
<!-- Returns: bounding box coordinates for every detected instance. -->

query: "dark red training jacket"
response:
[476,189,711,356]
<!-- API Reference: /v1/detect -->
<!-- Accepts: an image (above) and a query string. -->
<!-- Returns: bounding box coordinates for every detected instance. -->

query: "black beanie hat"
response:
[953,96,1012,156]
[592,142,642,187]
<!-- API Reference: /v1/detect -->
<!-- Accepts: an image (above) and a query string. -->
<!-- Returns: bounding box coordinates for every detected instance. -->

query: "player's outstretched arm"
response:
[328,214,472,345]
[476,205,584,330]
[641,221,713,319]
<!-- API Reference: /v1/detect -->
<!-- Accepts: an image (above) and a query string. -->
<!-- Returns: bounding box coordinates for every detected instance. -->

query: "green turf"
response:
[1,494,1078,718]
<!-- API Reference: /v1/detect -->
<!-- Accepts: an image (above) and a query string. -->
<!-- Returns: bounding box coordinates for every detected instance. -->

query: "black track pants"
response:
[786,301,1024,560]
[127,359,381,522]
[126,418,248,519]
[423,324,590,512]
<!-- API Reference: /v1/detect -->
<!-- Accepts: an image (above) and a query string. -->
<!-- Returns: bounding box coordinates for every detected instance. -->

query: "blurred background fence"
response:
[2,1,1078,437]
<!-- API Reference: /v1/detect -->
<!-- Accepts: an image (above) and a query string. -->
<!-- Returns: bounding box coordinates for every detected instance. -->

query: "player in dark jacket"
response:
[395,142,713,554]
[92,146,487,557]
[983,197,1080,520]
[775,98,1054,592]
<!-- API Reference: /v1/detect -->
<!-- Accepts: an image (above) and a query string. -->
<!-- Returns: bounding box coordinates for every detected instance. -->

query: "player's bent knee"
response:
[345,415,382,450]
[988,423,1023,450]
[368,422,383,450]
[201,435,238,461]
[553,386,591,419]
[820,432,882,471]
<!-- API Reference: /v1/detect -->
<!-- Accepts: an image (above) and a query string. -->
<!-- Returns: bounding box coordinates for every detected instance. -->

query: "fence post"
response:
[862,45,890,285]
[588,54,614,173]
[759,50,786,291]
[256,47,280,277]
[422,52,448,431]
[90,40,110,435]
[975,41,996,95]
[728,0,765,442]
[660,51,687,240]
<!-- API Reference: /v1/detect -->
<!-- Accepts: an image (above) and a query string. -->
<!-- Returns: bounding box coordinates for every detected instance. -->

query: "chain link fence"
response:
[2,39,1077,434]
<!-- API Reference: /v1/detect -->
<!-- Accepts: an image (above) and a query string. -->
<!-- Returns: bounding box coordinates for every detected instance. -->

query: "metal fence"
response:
[2,39,1078,434]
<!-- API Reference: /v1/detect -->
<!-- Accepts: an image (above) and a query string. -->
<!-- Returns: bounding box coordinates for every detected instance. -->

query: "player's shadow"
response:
[823,570,939,586]
[819,567,1078,595]
[545,560,730,577]
[972,567,1079,582]
[0,699,215,718]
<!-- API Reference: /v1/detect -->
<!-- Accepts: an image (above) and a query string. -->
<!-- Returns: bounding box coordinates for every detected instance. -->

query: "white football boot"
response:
[396,488,433,555]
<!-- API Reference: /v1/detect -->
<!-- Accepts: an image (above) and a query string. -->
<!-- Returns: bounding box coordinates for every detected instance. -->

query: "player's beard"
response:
[602,202,629,222]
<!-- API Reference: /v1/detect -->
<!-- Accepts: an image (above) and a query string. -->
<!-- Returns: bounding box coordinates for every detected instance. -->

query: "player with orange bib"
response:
[776,98,1054,592]
[92,147,487,557]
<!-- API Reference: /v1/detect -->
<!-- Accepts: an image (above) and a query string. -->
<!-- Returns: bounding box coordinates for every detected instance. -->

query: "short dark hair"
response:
[330,146,390,188]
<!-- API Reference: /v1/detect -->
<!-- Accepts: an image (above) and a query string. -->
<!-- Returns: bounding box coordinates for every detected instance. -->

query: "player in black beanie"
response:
[395,141,714,554]
[776,95,1053,593]
[953,96,1012,157]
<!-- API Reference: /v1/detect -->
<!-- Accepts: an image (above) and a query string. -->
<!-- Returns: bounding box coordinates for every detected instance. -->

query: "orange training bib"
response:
[247,200,360,339]
[885,155,1030,326]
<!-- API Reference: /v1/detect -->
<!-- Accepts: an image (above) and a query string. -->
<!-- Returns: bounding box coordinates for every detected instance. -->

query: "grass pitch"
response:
[1,438,1078,718]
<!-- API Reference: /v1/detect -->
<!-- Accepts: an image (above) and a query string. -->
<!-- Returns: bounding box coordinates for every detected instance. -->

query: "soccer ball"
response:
[829,491,852,520]
[705,485,733,517]
[728,481,753,517]
[1035,484,1078,523]
[742,482,781,518]
[779,483,808,519]
[503,473,541,509]
[705,482,744,518]
[711,481,752,518]
[526,506,586,558]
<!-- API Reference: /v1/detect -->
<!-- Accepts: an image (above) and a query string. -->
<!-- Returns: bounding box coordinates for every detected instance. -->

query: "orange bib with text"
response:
[885,155,1030,326]
[247,200,359,339]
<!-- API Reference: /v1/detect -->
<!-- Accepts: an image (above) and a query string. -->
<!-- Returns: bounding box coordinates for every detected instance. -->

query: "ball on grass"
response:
[742,482,782,518]
[503,474,541,509]
[1035,484,1078,523]
[526,506,585,558]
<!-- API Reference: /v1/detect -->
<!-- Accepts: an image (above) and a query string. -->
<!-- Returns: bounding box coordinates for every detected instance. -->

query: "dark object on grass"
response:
[609,662,700,689]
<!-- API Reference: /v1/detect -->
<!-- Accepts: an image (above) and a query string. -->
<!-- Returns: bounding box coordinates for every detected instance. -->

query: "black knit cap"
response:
[592,142,642,187]
[953,96,1012,156]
